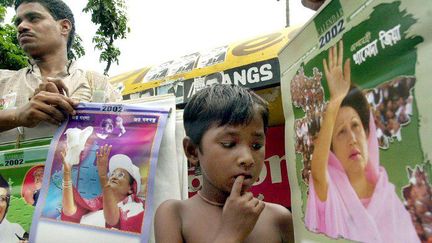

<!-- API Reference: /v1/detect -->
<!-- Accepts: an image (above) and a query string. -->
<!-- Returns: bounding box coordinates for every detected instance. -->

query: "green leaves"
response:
[83,0,130,75]
[0,5,27,70]
[68,34,86,61]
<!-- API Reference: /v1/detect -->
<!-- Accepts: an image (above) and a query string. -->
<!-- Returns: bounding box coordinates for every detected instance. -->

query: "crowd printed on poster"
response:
[402,163,432,241]
[188,126,291,208]
[29,103,169,242]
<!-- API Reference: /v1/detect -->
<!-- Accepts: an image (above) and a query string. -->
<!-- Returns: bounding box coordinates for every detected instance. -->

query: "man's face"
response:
[15,2,67,58]
[0,188,8,222]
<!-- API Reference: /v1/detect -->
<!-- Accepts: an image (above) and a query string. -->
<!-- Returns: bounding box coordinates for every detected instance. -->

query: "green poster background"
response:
[0,146,48,232]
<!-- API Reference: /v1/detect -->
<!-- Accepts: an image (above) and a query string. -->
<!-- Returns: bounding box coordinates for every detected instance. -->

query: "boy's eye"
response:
[221,141,235,148]
[251,143,263,151]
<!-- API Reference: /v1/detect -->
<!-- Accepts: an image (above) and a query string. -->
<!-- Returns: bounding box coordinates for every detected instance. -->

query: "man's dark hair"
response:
[15,0,75,54]
[341,85,370,134]
[184,84,269,148]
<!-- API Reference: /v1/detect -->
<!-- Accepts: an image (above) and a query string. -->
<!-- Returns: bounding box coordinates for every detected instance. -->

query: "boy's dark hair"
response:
[15,0,75,54]
[184,84,269,147]
[341,85,370,134]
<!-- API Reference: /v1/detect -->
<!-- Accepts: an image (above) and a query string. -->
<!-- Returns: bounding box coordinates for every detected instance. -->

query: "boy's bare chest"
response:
[181,205,281,243]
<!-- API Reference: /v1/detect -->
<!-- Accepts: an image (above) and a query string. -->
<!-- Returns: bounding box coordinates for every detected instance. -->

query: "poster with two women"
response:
[29,103,169,243]
[280,0,431,242]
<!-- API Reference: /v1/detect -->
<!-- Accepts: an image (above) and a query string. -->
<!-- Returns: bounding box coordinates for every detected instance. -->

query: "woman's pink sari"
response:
[305,113,419,243]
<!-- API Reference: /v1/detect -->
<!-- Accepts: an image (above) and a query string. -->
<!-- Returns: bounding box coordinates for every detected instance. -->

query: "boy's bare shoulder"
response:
[157,198,184,210]
[156,197,200,218]
[155,198,198,243]
[156,198,193,217]
[262,202,294,243]
[263,202,292,219]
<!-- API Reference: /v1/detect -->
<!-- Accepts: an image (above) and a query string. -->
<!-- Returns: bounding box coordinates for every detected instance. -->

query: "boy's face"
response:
[197,112,265,194]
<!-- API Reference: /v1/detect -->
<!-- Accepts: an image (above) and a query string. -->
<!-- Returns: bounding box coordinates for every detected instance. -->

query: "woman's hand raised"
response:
[323,41,351,104]
[96,144,112,179]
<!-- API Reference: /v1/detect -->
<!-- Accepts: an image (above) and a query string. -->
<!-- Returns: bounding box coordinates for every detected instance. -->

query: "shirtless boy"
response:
[155,84,294,243]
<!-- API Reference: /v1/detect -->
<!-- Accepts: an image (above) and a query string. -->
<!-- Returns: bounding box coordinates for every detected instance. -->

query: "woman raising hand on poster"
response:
[309,41,351,202]
[61,144,145,233]
[305,41,419,243]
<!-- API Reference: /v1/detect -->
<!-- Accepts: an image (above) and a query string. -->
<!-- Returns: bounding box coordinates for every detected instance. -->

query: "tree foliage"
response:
[83,0,129,75]
[68,34,85,61]
[0,4,27,70]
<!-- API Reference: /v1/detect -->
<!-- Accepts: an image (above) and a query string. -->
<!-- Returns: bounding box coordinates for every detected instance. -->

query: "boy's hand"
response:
[216,176,265,242]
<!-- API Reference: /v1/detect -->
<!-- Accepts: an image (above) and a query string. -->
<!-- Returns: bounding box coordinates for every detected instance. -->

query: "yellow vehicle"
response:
[109,26,299,125]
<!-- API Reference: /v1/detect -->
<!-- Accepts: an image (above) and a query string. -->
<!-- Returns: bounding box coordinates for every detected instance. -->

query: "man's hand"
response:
[15,91,77,127]
[33,77,69,97]
[215,176,265,242]
[302,0,326,11]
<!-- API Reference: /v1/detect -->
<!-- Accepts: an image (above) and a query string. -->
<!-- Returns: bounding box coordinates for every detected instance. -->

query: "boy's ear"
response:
[183,136,199,165]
